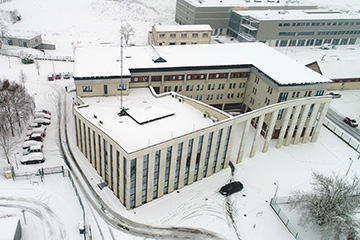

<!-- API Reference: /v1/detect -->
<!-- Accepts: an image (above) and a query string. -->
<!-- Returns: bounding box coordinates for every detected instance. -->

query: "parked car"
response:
[34,112,51,120]
[55,73,62,79]
[27,126,46,137]
[63,72,71,79]
[20,152,45,165]
[25,132,44,142]
[29,122,42,129]
[23,145,43,156]
[48,74,54,81]
[219,181,244,196]
[326,92,341,99]
[33,118,51,126]
[344,117,358,127]
[35,108,51,115]
[22,140,43,150]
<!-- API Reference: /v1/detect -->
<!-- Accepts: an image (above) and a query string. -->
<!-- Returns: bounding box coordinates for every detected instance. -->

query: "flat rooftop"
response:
[77,88,216,153]
[316,60,360,79]
[153,24,212,32]
[181,0,317,8]
[74,43,331,86]
[234,9,360,20]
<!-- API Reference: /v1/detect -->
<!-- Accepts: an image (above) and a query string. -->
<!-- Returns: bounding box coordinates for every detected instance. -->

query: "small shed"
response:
[0,217,22,240]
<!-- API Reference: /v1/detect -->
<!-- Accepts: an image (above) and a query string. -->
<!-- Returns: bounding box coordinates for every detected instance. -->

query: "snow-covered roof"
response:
[182,0,316,8]
[74,42,331,86]
[5,29,41,39]
[77,88,217,152]
[234,9,360,21]
[317,60,360,79]
[0,217,20,239]
[153,24,212,32]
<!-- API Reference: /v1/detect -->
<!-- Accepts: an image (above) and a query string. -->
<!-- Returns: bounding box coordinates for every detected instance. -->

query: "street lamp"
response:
[14,152,19,169]
[273,182,279,204]
[21,209,27,225]
[345,157,353,177]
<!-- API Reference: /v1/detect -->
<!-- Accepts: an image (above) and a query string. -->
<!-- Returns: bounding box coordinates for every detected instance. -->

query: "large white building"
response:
[73,43,332,209]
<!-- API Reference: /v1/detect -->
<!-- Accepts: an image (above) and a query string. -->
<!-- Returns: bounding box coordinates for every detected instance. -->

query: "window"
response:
[153,150,161,199]
[191,41,197,44]
[170,33,176,38]
[203,32,209,37]
[82,86,93,92]
[181,42,186,45]
[181,33,187,38]
[159,33,165,38]
[133,77,139,82]
[280,40,288,47]
[142,154,149,203]
[279,32,296,36]
[169,41,176,45]
[315,90,324,96]
[192,32,198,37]
[200,74,205,79]
[298,32,315,36]
[117,84,126,90]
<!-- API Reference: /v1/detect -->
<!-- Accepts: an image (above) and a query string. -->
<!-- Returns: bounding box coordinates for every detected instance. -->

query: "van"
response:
[20,152,45,165]
[23,145,43,156]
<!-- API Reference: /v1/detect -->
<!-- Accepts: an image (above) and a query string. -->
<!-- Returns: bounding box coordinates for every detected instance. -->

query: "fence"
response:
[270,196,303,240]
[323,119,360,152]
[0,49,74,62]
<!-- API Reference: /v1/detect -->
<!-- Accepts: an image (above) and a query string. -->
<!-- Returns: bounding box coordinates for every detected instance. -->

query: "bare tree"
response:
[121,22,134,46]
[35,60,40,76]
[19,69,27,84]
[289,172,360,240]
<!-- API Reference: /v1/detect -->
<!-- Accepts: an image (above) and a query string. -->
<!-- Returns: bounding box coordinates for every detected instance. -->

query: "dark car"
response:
[219,181,243,196]
[344,117,358,127]
[326,92,341,99]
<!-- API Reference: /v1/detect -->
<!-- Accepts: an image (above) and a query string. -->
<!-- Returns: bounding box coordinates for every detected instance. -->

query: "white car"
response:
[22,140,43,150]
[34,112,51,120]
[26,126,46,137]
[20,152,45,165]
[23,145,43,156]
[33,118,51,126]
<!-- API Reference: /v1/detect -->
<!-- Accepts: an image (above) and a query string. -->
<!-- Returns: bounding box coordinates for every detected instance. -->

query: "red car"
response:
[48,74,54,81]
[55,73,62,79]
[344,117,358,127]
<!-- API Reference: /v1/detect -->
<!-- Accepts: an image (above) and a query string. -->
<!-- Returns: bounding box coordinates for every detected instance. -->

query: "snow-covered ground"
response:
[1,0,360,239]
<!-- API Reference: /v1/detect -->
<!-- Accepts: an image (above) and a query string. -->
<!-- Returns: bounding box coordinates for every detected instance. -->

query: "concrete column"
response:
[215,127,227,173]
[118,152,124,204]
[227,72,231,82]
[188,137,199,185]
[113,149,118,198]
[135,155,143,208]
[146,152,155,203]
[311,102,330,143]
[157,149,167,198]
[293,104,311,145]
[302,103,320,143]
[223,124,234,169]
[161,75,164,86]
[276,108,292,149]
[167,143,178,193]
[262,111,278,153]
[236,119,251,163]
[284,105,301,146]
[178,141,187,189]
[197,134,209,181]
[250,114,265,158]
[206,73,209,84]
[184,74,187,84]
[125,158,131,210]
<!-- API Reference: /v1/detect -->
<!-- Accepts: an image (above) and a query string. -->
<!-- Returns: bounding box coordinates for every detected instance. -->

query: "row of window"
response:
[275,38,356,47]
[133,72,249,82]
[279,21,360,28]
[159,32,209,38]
[82,84,127,93]
[200,92,243,101]
[163,82,246,93]
[279,30,360,37]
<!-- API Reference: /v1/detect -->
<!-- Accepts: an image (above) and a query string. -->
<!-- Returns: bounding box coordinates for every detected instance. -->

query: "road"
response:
[326,108,360,142]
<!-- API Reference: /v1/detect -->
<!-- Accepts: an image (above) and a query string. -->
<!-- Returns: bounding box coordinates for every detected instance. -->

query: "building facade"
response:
[228,9,360,47]
[73,43,332,209]
[148,25,212,46]
[175,0,317,35]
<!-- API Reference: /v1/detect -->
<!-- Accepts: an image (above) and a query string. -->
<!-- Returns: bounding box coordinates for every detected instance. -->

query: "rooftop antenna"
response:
[118,21,128,116]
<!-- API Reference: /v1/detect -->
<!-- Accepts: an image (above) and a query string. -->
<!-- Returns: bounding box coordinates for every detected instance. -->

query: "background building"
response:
[148,25,212,45]
[228,9,360,46]
[175,0,317,35]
